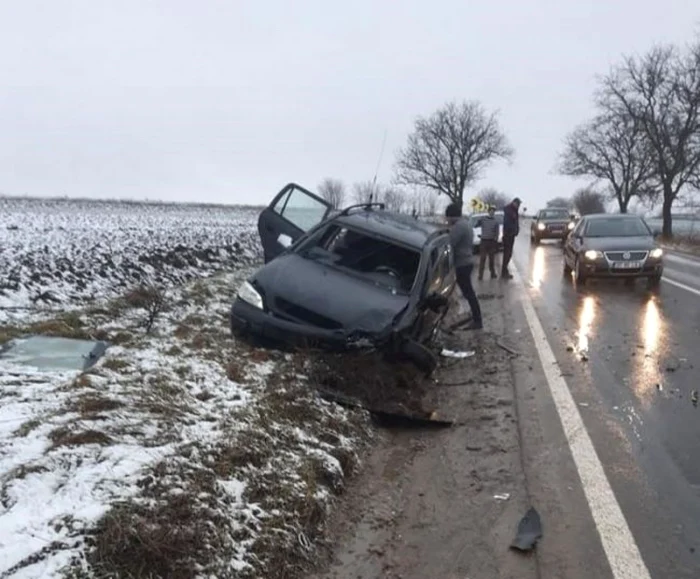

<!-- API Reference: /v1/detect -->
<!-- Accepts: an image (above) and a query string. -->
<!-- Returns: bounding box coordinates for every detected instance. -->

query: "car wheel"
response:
[648,274,662,290]
[563,257,572,277]
[574,257,587,287]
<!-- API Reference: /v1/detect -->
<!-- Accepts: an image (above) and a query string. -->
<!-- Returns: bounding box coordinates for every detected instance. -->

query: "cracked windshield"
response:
[1,2,699,579]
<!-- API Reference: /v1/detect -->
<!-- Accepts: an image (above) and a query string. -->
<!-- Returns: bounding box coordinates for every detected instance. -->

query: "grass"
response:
[48,427,113,450]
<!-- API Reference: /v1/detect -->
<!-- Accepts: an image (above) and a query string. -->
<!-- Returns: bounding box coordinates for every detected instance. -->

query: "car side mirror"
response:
[423,292,448,312]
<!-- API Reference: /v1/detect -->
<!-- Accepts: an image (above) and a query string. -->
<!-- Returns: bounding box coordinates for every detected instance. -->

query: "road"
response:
[510,232,700,578]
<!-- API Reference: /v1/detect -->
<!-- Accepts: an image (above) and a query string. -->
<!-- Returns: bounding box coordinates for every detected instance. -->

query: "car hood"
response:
[584,236,656,251]
[252,253,410,334]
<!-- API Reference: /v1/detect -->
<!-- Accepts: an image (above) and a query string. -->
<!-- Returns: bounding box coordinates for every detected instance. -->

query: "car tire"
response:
[398,339,438,376]
[648,274,662,290]
[574,257,587,287]
[563,258,572,277]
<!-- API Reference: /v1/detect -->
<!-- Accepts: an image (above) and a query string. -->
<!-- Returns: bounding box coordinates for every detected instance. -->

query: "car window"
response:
[427,244,451,294]
[272,186,329,232]
[585,217,651,237]
[539,209,570,219]
[571,220,584,237]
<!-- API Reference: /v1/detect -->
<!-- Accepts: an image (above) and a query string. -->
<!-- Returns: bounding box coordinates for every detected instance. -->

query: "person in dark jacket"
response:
[478,205,499,280]
[445,202,482,330]
[501,197,521,279]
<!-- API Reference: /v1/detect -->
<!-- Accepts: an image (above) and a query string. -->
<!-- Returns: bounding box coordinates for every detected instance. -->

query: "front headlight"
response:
[568,222,575,230]
[650,248,663,259]
[584,250,601,260]
[537,223,545,230]
[237,280,264,310]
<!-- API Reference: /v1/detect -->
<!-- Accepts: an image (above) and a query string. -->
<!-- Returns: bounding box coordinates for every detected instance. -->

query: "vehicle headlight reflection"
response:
[531,247,545,289]
[577,296,595,355]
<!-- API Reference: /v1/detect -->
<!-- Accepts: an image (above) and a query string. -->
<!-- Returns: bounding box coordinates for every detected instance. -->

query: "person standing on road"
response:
[501,197,522,279]
[478,205,499,280]
[445,202,482,330]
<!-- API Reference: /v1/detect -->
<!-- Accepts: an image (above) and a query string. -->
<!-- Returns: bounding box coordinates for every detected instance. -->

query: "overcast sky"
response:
[1,1,698,208]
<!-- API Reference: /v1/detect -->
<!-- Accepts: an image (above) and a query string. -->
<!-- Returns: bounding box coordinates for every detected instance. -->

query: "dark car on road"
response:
[230,183,457,373]
[563,213,664,287]
[530,208,576,244]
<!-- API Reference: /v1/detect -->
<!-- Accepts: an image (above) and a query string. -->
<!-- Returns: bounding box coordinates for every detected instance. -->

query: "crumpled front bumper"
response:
[230,298,381,351]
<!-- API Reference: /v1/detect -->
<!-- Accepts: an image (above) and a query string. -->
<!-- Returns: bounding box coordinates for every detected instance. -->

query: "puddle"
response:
[0,336,109,372]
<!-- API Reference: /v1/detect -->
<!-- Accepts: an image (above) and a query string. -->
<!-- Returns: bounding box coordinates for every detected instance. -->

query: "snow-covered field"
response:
[0,198,371,578]
[0,197,261,323]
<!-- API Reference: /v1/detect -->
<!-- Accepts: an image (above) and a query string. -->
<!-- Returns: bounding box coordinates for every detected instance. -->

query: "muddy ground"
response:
[309,291,539,579]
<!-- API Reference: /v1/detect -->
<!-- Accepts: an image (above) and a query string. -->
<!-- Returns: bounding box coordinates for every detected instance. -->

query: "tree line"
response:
[558,35,700,237]
[317,32,700,236]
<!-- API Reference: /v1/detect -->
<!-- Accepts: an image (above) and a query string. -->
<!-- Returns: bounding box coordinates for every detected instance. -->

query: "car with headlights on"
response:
[230,183,457,374]
[530,208,576,244]
[563,214,663,287]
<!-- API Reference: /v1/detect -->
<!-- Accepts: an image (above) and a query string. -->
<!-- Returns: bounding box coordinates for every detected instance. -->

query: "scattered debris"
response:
[496,340,519,356]
[0,335,109,372]
[580,353,589,362]
[566,345,574,352]
[692,390,698,408]
[371,410,454,429]
[656,383,663,391]
[578,402,589,408]
[510,507,543,552]
[440,348,476,359]
[494,493,511,501]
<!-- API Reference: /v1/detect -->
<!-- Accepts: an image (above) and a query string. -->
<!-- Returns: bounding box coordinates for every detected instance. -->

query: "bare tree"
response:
[352,180,377,204]
[600,40,700,237]
[317,178,346,209]
[546,196,574,209]
[572,188,606,215]
[477,187,509,209]
[559,110,655,213]
[382,186,406,213]
[394,100,514,207]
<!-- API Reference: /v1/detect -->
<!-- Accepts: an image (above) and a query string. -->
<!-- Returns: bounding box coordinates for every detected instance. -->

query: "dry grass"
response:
[73,394,125,416]
[101,357,130,372]
[14,418,43,438]
[48,427,113,450]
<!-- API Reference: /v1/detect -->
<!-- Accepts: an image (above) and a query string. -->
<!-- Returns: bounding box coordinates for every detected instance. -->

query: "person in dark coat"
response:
[445,202,482,330]
[501,197,521,279]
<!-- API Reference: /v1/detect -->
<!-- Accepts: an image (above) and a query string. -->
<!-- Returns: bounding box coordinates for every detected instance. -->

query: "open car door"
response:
[258,183,332,263]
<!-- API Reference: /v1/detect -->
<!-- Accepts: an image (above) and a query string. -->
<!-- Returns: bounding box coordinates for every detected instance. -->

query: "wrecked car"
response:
[230,183,456,373]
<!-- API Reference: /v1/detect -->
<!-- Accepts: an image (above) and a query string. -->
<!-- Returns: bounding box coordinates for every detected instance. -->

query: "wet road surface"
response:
[511,234,700,578]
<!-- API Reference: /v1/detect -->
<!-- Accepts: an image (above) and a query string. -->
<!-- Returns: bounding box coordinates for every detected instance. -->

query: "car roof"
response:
[581,213,643,220]
[473,210,504,217]
[332,209,447,249]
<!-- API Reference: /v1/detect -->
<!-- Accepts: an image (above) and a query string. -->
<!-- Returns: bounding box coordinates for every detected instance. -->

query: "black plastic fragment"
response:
[370,410,453,429]
[510,507,543,552]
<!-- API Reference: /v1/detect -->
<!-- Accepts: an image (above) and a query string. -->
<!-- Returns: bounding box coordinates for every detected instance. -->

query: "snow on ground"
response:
[0,199,371,578]
[0,197,261,324]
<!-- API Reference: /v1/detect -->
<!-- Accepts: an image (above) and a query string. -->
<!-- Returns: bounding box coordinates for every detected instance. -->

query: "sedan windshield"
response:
[539,209,569,219]
[585,217,651,237]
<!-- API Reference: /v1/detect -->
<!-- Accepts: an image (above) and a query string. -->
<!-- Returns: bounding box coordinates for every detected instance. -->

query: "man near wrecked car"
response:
[478,205,499,281]
[445,203,482,330]
[501,197,521,280]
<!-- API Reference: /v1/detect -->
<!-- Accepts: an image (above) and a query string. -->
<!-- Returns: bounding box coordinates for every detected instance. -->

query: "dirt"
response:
[309,291,539,579]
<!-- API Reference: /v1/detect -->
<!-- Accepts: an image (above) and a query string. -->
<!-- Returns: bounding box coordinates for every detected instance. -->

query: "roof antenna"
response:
[369,129,388,205]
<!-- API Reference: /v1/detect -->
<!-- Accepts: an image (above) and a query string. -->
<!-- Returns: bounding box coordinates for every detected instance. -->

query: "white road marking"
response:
[511,266,652,579]
[662,275,700,296]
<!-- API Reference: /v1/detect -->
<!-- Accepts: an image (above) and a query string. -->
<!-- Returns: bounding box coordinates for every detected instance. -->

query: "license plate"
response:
[613,261,642,269]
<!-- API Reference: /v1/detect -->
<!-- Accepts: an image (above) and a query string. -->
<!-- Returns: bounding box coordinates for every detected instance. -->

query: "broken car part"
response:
[510,507,543,552]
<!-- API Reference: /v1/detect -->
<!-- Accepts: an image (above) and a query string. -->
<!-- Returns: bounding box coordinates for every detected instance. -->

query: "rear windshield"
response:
[585,217,651,237]
[539,209,570,219]
[296,224,420,294]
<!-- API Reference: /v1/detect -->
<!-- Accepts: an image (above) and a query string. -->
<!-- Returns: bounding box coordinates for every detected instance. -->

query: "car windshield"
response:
[585,217,651,237]
[297,224,420,294]
[539,209,569,219]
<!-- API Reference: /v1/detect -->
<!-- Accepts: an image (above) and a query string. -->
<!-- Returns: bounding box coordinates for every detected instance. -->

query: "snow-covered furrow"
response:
[0,197,262,322]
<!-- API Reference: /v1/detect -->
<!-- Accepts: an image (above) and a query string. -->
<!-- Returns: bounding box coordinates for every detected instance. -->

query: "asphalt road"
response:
[510,232,700,578]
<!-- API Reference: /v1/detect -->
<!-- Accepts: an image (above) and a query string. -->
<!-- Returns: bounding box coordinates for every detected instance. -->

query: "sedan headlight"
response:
[237,280,264,309]
[584,250,602,260]
[568,221,575,230]
[537,223,546,230]
[650,248,663,259]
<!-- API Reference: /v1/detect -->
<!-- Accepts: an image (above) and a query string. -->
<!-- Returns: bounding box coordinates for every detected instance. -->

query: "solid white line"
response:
[662,275,700,296]
[511,266,652,579]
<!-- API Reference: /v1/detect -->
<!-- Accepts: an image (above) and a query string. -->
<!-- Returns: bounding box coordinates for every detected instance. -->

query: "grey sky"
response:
[1,0,697,208]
